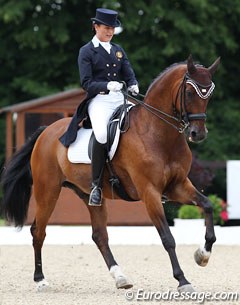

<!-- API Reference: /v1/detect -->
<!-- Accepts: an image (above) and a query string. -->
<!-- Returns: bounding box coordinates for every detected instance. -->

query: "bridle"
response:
[174,73,215,131]
[124,72,215,134]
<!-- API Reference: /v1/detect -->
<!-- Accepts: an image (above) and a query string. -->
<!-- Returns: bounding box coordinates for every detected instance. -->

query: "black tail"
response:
[1,126,46,228]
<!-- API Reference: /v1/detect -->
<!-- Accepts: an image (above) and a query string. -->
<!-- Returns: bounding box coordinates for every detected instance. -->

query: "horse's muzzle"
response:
[187,124,208,143]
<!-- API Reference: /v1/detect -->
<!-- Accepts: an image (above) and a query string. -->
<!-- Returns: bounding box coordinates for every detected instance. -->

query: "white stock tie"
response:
[100,42,111,54]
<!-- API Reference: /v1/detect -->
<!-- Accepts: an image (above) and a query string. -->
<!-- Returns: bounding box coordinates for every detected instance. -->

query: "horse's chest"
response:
[164,161,189,183]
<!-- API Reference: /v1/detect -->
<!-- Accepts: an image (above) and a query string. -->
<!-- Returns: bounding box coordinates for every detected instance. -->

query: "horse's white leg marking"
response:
[110,265,133,289]
[194,245,211,267]
[36,279,49,292]
[178,283,195,293]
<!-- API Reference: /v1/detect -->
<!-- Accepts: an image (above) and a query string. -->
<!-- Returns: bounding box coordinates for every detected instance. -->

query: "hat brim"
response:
[91,18,121,28]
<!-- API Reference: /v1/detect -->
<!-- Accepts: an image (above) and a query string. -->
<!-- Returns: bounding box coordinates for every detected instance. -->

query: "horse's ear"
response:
[208,57,221,76]
[187,54,196,75]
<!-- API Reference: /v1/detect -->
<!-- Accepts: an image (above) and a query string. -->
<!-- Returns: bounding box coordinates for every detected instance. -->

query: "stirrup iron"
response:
[88,185,102,206]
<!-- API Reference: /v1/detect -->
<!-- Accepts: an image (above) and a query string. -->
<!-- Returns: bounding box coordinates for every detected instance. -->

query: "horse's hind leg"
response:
[85,199,132,289]
[30,181,61,291]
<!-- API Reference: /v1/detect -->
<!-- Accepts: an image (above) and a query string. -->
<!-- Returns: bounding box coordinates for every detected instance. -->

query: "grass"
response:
[0,218,5,226]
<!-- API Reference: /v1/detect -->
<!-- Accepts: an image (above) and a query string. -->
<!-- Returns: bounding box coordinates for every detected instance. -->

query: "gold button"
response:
[106,64,110,67]
[113,64,116,67]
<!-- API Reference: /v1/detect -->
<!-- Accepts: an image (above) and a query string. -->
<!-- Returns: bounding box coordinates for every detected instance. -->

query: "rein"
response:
[130,92,188,133]
[123,73,214,133]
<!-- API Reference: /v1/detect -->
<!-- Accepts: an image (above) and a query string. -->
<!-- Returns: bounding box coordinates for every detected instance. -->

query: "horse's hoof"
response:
[116,276,133,289]
[36,279,49,292]
[194,246,211,267]
[178,284,195,293]
[110,265,133,289]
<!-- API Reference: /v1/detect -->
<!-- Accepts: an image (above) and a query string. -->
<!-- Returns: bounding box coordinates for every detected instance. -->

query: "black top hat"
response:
[91,8,121,28]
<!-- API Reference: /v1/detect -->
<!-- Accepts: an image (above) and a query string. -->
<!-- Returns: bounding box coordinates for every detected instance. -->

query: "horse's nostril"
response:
[189,128,207,143]
[191,131,197,138]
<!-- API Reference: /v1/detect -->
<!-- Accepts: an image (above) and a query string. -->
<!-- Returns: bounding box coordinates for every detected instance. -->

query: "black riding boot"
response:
[89,139,107,206]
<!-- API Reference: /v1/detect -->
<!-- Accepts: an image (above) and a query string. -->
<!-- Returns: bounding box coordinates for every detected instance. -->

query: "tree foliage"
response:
[0,0,240,164]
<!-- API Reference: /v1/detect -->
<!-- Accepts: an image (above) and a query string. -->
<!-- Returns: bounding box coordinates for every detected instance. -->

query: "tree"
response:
[0,0,240,167]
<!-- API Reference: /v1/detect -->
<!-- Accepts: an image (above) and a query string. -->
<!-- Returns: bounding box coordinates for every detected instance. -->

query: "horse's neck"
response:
[136,100,181,141]
[146,71,181,112]
[145,92,173,114]
[144,67,185,124]
[143,83,176,124]
[136,84,185,142]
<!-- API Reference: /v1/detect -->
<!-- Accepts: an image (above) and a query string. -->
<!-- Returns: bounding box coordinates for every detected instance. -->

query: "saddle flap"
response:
[106,103,134,151]
[68,103,135,164]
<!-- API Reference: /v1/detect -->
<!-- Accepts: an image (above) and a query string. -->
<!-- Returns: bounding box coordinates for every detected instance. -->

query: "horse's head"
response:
[141,55,220,143]
[181,55,220,143]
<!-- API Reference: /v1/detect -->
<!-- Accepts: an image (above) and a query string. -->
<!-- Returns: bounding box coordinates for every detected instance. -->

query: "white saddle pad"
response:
[67,126,120,164]
[68,103,135,164]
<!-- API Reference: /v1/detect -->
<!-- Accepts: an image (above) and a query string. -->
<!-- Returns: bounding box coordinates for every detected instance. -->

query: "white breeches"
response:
[88,91,124,144]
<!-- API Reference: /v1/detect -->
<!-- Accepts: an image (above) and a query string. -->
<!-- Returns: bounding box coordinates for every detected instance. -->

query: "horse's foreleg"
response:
[145,191,194,292]
[86,199,133,289]
[192,190,216,267]
[170,180,216,267]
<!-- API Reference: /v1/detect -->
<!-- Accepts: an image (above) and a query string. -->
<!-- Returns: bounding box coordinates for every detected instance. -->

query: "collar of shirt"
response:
[92,35,112,54]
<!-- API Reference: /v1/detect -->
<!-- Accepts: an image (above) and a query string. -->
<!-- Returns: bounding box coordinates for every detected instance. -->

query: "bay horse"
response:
[1,55,220,293]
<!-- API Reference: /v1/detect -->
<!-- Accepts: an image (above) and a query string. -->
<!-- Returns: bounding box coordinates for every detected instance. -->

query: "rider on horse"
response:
[61,8,139,206]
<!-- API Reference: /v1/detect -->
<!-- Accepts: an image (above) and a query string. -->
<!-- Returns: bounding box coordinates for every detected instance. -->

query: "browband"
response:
[186,79,215,99]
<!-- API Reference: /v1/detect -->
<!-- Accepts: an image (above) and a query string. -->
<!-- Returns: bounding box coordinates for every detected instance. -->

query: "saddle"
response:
[88,103,134,159]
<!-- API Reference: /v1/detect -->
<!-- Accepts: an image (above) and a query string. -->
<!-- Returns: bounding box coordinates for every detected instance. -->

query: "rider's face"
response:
[94,24,115,42]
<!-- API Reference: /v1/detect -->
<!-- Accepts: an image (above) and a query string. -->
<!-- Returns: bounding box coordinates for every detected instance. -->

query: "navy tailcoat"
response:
[59,41,138,147]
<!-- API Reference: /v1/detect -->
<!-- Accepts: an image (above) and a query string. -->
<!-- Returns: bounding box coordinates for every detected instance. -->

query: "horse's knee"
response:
[196,193,213,214]
[203,205,213,214]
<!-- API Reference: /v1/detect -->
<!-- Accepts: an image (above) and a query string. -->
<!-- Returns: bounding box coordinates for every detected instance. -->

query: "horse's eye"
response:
[186,90,193,99]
